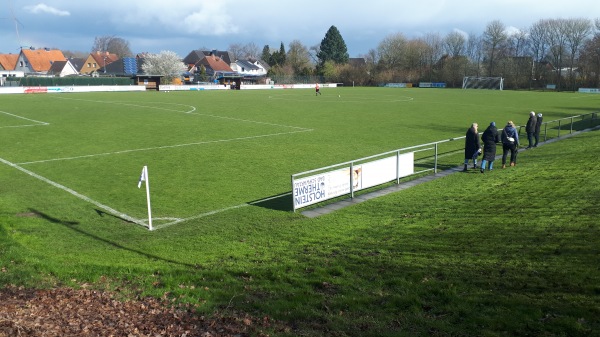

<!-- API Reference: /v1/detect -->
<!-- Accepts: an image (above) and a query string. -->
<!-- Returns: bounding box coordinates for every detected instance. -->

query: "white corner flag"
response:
[137,166,147,188]
[137,166,153,231]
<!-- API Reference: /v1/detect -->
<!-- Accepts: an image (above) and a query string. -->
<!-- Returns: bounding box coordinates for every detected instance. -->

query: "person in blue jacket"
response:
[501,121,519,168]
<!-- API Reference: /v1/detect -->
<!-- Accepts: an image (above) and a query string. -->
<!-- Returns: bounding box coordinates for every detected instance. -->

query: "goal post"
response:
[462,76,504,90]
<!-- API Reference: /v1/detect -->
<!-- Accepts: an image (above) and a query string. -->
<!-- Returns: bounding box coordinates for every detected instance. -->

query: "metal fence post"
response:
[350,162,354,199]
[558,120,561,138]
[396,150,400,184]
[434,143,438,174]
[570,117,574,134]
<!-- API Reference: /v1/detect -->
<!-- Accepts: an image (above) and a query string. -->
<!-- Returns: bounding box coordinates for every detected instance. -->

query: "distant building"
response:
[47,60,79,77]
[183,50,234,79]
[80,51,119,75]
[0,53,19,71]
[14,48,67,75]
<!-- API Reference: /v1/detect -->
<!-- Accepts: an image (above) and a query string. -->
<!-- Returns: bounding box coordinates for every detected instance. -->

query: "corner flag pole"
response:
[137,165,153,231]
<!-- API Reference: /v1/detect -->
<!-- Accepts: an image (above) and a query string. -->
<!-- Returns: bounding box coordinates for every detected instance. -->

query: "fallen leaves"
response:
[0,286,281,337]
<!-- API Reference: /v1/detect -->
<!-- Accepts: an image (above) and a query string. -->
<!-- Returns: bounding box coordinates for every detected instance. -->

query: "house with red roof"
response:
[14,48,67,75]
[0,54,19,71]
[80,51,119,75]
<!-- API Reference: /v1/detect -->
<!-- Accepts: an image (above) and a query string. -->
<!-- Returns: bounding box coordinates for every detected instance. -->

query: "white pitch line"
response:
[0,110,49,128]
[188,111,312,130]
[51,96,197,114]
[52,95,310,130]
[0,156,147,229]
[17,129,313,165]
[153,203,251,230]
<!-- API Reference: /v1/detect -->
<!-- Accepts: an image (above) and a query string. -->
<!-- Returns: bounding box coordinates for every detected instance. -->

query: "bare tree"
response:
[564,18,593,90]
[227,43,244,61]
[482,20,508,76]
[529,19,551,87]
[444,31,466,57]
[546,19,569,90]
[91,35,132,58]
[504,28,530,89]
[241,42,260,60]
[423,33,443,81]
[466,33,484,77]
[286,40,312,75]
[443,31,467,87]
[376,33,408,81]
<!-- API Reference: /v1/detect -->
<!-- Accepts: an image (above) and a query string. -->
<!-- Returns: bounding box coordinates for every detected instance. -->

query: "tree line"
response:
[71,18,600,90]
[255,19,600,90]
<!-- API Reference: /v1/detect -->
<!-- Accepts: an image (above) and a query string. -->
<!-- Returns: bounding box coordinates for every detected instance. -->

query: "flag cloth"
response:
[137,166,146,188]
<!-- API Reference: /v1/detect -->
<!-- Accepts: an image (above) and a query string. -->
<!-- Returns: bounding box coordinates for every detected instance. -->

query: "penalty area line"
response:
[17,129,314,165]
[0,156,147,229]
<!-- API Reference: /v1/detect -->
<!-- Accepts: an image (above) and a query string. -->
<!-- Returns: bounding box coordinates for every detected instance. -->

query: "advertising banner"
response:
[292,152,414,210]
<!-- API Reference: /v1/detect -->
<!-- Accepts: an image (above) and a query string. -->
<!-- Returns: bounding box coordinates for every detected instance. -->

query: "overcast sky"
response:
[1,0,598,58]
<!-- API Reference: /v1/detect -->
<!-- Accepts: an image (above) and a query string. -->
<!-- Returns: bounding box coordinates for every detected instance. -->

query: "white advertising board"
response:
[293,152,414,210]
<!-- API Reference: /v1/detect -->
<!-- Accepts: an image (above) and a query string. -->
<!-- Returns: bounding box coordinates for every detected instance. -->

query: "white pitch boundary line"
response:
[0,110,49,129]
[0,156,148,229]
[17,129,313,165]
[51,96,198,114]
[8,96,315,228]
[52,95,311,131]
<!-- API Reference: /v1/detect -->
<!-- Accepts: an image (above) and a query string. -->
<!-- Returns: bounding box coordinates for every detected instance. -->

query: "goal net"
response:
[462,77,504,90]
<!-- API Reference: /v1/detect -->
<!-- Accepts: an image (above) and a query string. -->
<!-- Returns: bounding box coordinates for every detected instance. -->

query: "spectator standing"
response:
[534,113,543,147]
[463,123,481,172]
[525,111,537,149]
[480,122,501,173]
[501,121,519,168]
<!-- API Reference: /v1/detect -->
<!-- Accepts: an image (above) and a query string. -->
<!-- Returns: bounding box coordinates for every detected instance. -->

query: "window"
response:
[88,63,91,68]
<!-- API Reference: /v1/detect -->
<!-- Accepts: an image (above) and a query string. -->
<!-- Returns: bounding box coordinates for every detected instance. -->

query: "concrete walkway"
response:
[300,127,596,218]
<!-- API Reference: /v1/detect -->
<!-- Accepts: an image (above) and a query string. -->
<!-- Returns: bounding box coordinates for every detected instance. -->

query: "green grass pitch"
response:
[1,87,598,229]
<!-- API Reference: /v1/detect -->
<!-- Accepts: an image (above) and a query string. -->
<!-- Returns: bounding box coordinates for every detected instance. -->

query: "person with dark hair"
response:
[525,111,537,149]
[463,122,481,172]
[480,122,501,173]
[534,113,543,147]
[315,82,321,96]
[501,121,519,168]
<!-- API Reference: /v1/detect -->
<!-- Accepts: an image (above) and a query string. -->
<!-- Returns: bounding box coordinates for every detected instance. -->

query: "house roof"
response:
[21,49,66,72]
[47,60,68,75]
[0,54,19,70]
[90,51,119,67]
[68,57,86,72]
[201,55,233,72]
[204,50,235,64]
[235,59,260,71]
[348,57,367,67]
[183,50,205,65]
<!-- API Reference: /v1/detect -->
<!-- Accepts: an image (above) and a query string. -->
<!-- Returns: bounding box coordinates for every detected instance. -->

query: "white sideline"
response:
[0,156,148,229]
[17,129,313,165]
[0,110,49,128]
[4,97,315,229]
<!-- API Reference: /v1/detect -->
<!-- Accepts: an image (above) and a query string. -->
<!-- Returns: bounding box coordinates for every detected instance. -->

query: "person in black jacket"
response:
[525,111,537,149]
[463,123,481,172]
[534,113,543,147]
[480,122,501,173]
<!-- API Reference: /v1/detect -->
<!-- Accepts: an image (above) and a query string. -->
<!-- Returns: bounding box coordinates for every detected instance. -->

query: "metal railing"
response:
[292,111,599,211]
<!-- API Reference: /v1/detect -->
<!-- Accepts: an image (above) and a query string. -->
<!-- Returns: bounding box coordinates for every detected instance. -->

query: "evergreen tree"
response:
[317,25,349,66]
[269,42,287,66]
[278,42,287,64]
[261,45,271,64]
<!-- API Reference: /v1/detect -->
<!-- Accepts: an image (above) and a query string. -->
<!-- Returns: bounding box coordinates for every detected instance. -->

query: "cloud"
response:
[24,3,70,16]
